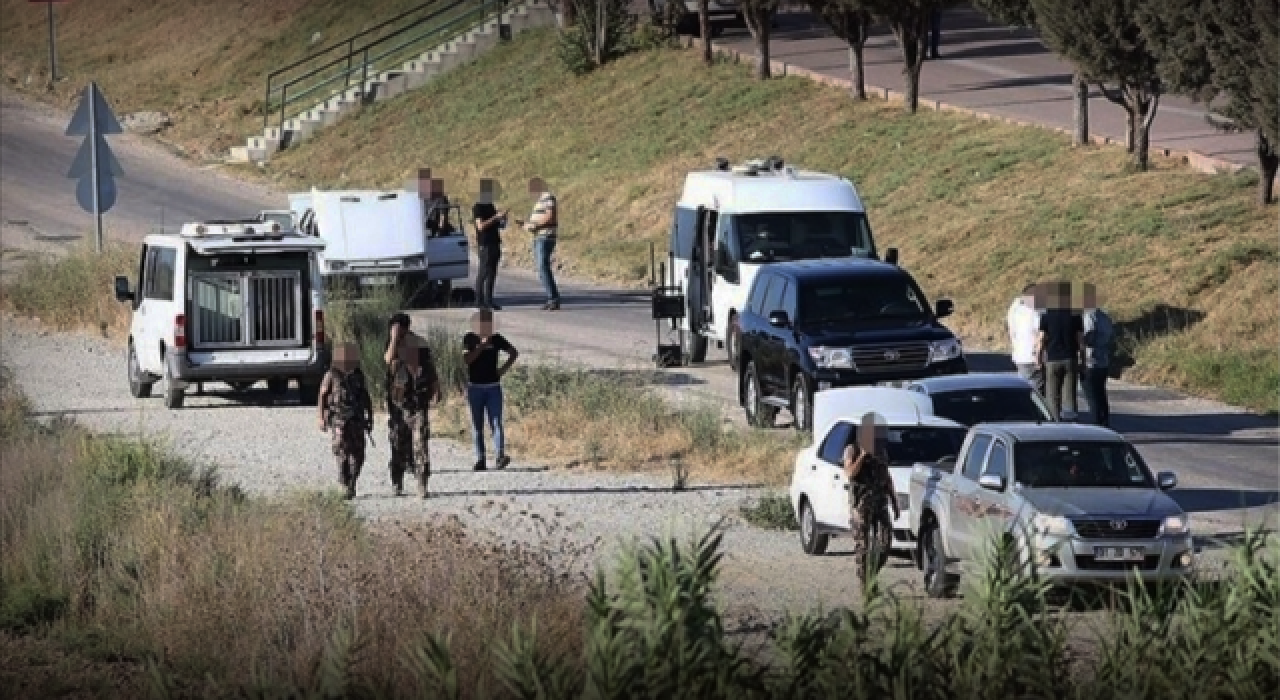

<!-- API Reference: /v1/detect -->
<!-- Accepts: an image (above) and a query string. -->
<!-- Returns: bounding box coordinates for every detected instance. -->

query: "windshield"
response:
[885,427,969,466]
[799,274,930,323]
[930,389,1053,427]
[732,212,874,263]
[1014,442,1155,489]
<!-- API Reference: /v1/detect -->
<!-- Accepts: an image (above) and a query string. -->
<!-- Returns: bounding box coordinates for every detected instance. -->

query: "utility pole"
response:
[47,1,58,83]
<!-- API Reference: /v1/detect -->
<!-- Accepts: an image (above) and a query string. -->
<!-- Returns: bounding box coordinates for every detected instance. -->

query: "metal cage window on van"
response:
[188,270,303,349]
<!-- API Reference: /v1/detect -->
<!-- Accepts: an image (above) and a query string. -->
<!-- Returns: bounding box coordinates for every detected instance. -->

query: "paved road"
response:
[3,90,1276,539]
[707,4,1258,168]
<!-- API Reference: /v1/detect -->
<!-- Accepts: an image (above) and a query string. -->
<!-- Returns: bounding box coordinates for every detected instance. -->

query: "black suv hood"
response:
[798,319,955,346]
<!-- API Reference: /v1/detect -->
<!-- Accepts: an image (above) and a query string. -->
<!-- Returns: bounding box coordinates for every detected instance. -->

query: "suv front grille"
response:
[852,342,930,373]
[1071,518,1162,539]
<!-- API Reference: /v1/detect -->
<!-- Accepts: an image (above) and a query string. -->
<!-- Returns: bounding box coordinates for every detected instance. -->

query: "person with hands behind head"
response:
[318,342,374,501]
[463,309,517,471]
[384,313,442,499]
[843,413,898,584]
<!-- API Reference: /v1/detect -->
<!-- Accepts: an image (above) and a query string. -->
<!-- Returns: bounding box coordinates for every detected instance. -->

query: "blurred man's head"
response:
[471,309,495,338]
[398,333,423,367]
[334,342,359,372]
[529,177,547,195]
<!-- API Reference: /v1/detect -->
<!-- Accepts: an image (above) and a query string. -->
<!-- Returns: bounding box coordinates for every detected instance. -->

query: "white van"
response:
[289,188,470,303]
[668,157,895,370]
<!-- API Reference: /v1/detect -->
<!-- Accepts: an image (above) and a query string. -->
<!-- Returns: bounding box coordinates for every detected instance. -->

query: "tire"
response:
[743,361,777,428]
[162,361,184,410]
[726,315,741,372]
[266,378,289,396]
[128,342,153,399]
[922,522,957,599]
[298,380,321,406]
[799,499,829,556]
[791,373,813,433]
[689,332,708,364]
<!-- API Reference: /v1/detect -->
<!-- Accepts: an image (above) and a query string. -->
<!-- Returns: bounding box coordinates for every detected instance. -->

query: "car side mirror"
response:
[979,474,1005,492]
[113,275,134,303]
[768,310,790,328]
[935,298,954,319]
[885,247,899,266]
[1157,471,1177,490]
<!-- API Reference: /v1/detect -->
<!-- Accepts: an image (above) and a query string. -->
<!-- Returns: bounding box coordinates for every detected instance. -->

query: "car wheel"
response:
[922,523,956,599]
[689,332,708,364]
[298,380,321,406]
[727,315,741,372]
[743,361,777,428]
[266,378,289,397]
[128,341,153,399]
[162,361,184,410]
[791,374,813,433]
[800,499,829,556]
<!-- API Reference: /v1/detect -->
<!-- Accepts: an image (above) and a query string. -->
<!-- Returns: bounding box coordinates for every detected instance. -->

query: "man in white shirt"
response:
[516,177,560,311]
[1008,283,1046,396]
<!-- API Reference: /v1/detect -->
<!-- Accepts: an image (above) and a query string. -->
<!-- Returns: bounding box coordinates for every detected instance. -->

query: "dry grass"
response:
[0,367,584,696]
[0,241,134,339]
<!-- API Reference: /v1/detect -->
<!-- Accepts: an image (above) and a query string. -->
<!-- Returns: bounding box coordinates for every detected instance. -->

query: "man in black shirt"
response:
[1034,282,1084,421]
[463,309,519,470]
[472,188,508,311]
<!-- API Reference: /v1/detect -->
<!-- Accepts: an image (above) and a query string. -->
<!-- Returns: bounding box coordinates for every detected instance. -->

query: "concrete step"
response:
[283,115,322,144]
[372,71,408,101]
[402,56,443,90]
[424,46,461,73]
[247,133,281,159]
[469,21,501,55]
[525,0,556,28]
[502,6,531,35]
[228,146,253,164]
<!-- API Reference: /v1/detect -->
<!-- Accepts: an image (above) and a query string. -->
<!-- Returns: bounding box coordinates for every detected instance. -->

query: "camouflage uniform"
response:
[849,451,895,582]
[386,352,439,497]
[325,368,372,499]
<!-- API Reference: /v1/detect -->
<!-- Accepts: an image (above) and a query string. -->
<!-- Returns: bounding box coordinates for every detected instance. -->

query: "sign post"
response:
[66,81,123,252]
[29,0,67,84]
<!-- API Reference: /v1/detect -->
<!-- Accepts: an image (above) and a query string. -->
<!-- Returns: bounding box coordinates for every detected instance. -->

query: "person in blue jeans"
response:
[462,309,519,470]
[517,178,561,311]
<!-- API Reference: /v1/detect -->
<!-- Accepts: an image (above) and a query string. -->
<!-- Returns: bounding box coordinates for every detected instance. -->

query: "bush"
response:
[556,0,637,75]
[740,493,799,531]
[2,242,134,337]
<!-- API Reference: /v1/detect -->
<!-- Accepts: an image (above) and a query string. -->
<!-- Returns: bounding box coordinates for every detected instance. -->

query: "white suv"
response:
[113,218,329,409]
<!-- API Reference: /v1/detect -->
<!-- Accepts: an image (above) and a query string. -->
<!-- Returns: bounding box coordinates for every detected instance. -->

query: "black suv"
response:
[737,259,967,431]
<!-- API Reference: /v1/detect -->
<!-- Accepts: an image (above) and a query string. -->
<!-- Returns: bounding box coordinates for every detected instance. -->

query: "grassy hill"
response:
[2,2,1276,412]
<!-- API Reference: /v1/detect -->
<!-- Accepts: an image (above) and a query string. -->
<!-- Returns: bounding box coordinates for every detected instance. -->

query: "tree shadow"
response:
[931,39,1051,61]
[583,367,709,388]
[1112,304,1207,375]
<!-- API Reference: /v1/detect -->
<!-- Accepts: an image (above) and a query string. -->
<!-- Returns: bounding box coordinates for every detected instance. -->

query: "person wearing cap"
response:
[516,178,561,311]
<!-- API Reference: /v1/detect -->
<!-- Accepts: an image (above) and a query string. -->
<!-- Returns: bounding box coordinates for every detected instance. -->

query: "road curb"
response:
[685,36,1271,183]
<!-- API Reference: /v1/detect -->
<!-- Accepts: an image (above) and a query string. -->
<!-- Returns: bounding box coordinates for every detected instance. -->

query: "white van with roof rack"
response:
[113,217,329,409]
[666,157,898,371]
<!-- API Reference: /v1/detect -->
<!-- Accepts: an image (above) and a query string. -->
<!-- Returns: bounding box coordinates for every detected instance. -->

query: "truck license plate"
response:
[1093,546,1145,562]
[359,275,395,286]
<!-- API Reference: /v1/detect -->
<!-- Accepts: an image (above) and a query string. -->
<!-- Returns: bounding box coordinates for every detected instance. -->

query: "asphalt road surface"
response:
[3,89,1276,540]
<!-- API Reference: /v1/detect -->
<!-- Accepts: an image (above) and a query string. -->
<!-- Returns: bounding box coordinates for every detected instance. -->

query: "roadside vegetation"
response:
[3,366,1277,696]
[0,242,134,337]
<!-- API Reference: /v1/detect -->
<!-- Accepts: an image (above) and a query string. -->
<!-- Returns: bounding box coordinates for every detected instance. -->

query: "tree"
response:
[1138,0,1279,204]
[1030,0,1161,170]
[557,0,634,74]
[972,0,1090,147]
[699,0,713,65]
[807,0,874,100]
[862,0,955,113]
[740,0,779,79]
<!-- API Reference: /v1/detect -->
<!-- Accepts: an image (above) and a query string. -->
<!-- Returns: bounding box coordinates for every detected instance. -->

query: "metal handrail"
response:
[263,0,508,131]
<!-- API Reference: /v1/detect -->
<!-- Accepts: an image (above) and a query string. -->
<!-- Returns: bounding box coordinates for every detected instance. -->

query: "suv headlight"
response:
[328,261,347,272]
[1033,514,1074,537]
[928,338,963,363]
[808,346,854,369]
[1159,514,1190,536]
[403,255,427,269]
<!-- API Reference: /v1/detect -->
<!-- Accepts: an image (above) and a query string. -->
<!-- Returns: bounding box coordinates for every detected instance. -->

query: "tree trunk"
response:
[1131,90,1158,171]
[647,0,659,22]
[1258,130,1278,206]
[563,0,576,28]
[699,0,712,65]
[756,20,772,79]
[890,16,927,113]
[848,44,866,100]
[1071,71,1089,147]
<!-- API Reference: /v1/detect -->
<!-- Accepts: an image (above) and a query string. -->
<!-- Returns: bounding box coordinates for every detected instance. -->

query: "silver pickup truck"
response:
[907,422,1195,597]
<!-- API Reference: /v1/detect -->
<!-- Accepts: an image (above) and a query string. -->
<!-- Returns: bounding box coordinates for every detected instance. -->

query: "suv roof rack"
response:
[179,219,300,238]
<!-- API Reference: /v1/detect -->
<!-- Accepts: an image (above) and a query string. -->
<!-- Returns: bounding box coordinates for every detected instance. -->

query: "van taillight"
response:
[174,314,187,348]
[314,310,325,345]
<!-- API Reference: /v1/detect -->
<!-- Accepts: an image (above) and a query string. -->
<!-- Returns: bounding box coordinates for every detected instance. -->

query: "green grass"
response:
[739,493,800,531]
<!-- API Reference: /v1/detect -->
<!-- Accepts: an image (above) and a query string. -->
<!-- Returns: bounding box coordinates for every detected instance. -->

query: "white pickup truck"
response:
[289,188,470,305]
[907,422,1195,598]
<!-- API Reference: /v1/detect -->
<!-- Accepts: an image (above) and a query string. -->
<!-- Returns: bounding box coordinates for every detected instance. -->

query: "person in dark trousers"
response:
[1034,281,1084,421]
[843,413,899,585]
[1081,285,1114,427]
[927,8,943,60]
[472,186,508,311]
[463,309,518,471]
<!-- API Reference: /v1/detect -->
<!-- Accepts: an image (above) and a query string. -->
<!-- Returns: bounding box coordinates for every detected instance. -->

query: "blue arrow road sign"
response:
[66,82,123,251]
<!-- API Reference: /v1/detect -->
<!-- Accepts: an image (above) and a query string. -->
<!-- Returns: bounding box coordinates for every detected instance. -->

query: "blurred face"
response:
[529,177,546,195]
[471,310,495,338]
[857,413,888,458]
[399,335,421,367]
[334,343,358,372]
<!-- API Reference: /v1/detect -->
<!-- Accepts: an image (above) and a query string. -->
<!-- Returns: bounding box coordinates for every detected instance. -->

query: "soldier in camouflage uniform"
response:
[318,342,374,500]
[385,314,442,498]
[843,415,900,584]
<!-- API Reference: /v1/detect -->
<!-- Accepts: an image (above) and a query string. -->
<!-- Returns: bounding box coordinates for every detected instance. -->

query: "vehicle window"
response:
[1014,442,1155,489]
[798,274,929,324]
[747,275,773,315]
[762,278,787,314]
[818,422,854,464]
[961,434,993,481]
[143,247,177,301]
[984,441,1009,480]
[730,211,874,263]
[929,389,1053,427]
[884,427,968,466]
